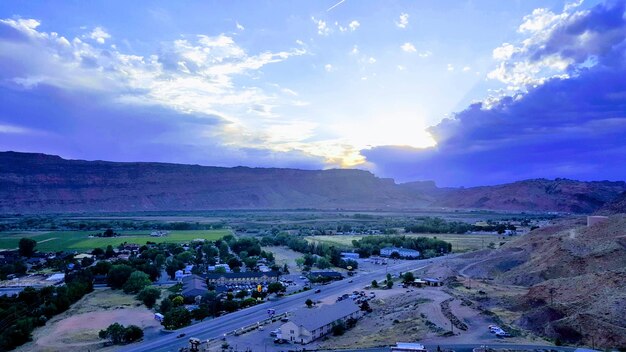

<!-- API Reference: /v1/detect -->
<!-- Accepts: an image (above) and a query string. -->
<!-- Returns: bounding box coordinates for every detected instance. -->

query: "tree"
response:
[99,322,125,344]
[332,321,346,335]
[123,271,152,294]
[162,307,192,330]
[282,263,289,274]
[159,297,173,314]
[107,265,134,289]
[386,280,394,289]
[99,323,143,344]
[155,254,166,268]
[92,247,105,257]
[267,282,286,295]
[105,245,115,259]
[371,280,379,288]
[137,286,161,308]
[92,260,112,275]
[360,300,372,312]
[18,238,37,257]
[402,272,415,284]
[305,298,313,308]
[123,325,143,343]
[172,295,184,307]
[316,257,331,269]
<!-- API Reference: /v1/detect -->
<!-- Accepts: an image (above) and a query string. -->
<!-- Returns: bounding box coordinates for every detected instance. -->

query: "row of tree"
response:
[352,235,452,258]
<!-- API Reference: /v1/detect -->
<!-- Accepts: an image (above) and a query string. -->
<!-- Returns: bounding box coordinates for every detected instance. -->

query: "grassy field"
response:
[0,229,230,252]
[307,233,516,252]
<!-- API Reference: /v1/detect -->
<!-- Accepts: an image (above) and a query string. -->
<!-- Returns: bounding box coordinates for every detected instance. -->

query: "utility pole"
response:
[450,318,454,334]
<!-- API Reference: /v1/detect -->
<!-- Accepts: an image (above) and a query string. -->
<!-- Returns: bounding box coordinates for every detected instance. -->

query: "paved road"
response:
[120,257,437,352]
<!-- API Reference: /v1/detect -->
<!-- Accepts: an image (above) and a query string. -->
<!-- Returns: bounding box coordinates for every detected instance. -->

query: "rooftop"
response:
[289,300,360,331]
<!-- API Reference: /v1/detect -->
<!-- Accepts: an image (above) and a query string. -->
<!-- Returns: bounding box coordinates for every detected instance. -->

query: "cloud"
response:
[236,22,245,31]
[401,42,416,52]
[396,13,409,29]
[447,64,454,71]
[488,1,626,90]
[418,50,432,58]
[0,17,325,169]
[363,1,626,186]
[312,17,331,36]
[462,66,471,72]
[324,63,334,72]
[349,20,360,31]
[88,26,110,44]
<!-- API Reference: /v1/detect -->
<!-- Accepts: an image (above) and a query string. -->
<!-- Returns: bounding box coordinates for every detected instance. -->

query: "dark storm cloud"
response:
[363,1,626,186]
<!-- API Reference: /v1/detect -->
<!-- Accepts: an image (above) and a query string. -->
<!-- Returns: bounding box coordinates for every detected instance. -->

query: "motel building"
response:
[279,300,361,344]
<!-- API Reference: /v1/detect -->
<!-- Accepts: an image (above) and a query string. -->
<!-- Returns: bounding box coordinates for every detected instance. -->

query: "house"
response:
[279,300,361,344]
[340,252,360,260]
[380,247,420,259]
[423,278,443,286]
[175,270,185,281]
[205,271,280,285]
[74,253,95,260]
[154,313,164,322]
[150,231,169,237]
[208,264,231,273]
[181,275,208,298]
[184,265,194,275]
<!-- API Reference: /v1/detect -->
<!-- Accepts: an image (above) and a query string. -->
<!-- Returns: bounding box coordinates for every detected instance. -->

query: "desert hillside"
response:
[456,216,626,347]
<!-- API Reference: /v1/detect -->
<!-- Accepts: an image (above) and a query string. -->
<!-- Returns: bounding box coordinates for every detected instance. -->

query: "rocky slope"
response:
[457,216,626,348]
[1,151,625,213]
[431,178,626,213]
[596,191,626,214]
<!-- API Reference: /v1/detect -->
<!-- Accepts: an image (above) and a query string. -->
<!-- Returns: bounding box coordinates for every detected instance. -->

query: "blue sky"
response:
[1,0,625,186]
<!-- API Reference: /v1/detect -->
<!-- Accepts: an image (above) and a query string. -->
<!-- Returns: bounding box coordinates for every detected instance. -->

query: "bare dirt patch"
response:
[16,288,161,352]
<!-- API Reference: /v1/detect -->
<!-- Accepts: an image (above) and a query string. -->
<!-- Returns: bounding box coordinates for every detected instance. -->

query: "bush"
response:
[137,286,161,308]
[332,321,346,335]
[123,271,151,294]
[162,307,192,330]
[99,323,143,344]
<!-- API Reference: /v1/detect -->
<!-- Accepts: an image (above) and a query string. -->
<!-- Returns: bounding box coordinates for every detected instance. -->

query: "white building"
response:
[380,247,420,259]
[280,300,360,344]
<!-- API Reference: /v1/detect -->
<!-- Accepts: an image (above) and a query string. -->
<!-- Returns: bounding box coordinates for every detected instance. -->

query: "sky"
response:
[0,0,625,186]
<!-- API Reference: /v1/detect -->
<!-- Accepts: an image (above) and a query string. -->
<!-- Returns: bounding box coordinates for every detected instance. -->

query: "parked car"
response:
[315,289,321,293]
[274,338,288,344]
[280,317,289,322]
[177,333,186,338]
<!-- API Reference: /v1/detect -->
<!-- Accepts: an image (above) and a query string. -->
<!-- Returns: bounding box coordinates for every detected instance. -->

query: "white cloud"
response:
[401,42,416,53]
[350,45,359,55]
[462,66,471,72]
[312,17,331,36]
[236,22,245,31]
[368,57,376,64]
[447,64,454,71]
[396,13,409,29]
[349,20,360,31]
[418,50,432,58]
[89,26,111,44]
[324,64,334,72]
[397,65,406,71]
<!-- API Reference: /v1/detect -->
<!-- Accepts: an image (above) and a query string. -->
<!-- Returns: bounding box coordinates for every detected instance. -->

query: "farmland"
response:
[307,233,516,252]
[0,229,229,252]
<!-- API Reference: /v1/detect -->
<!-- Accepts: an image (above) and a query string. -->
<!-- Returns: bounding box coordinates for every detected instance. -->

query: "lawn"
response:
[0,229,230,252]
[307,233,516,252]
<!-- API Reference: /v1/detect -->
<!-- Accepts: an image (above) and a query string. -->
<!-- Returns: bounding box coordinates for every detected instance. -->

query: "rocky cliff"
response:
[1,152,625,213]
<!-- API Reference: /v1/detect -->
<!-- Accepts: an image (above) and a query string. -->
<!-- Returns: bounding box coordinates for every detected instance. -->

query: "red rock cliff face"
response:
[0,152,425,213]
[1,152,624,213]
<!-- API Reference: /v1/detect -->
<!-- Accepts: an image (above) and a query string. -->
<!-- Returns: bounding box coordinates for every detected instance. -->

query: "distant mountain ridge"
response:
[1,151,625,213]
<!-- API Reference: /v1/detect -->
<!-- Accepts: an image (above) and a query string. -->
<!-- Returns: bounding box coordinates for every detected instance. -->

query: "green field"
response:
[307,233,516,252]
[0,230,230,252]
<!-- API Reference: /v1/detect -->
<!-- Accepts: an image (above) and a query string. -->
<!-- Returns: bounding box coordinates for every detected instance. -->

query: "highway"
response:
[327,344,580,352]
[120,258,431,352]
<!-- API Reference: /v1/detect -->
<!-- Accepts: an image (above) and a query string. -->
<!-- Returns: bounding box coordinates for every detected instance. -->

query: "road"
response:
[120,257,435,352]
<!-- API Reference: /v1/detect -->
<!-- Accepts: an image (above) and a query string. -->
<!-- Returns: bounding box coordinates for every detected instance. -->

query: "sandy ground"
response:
[16,288,162,352]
